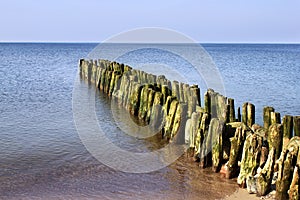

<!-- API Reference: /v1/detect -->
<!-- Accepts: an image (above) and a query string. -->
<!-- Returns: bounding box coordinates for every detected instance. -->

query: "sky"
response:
[0,0,299,43]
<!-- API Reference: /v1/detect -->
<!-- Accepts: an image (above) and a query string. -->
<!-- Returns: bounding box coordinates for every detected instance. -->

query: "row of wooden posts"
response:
[79,59,300,199]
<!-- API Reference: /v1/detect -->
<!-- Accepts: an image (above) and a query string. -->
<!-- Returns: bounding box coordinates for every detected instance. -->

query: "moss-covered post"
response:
[256,147,276,196]
[268,124,283,160]
[179,82,185,103]
[288,166,299,199]
[228,98,236,122]
[276,144,296,199]
[189,112,201,149]
[161,85,171,104]
[271,112,281,125]
[99,68,106,91]
[173,103,188,144]
[172,81,180,100]
[242,103,248,125]
[198,113,210,168]
[190,85,201,106]
[145,89,155,123]
[211,119,225,172]
[150,93,164,132]
[242,102,255,127]
[282,115,293,148]
[293,116,300,137]
[138,85,147,120]
[263,106,275,130]
[164,99,178,139]
[204,91,211,114]
[226,123,250,179]
[237,133,263,190]
[104,71,113,94]
[237,107,241,122]
[275,137,300,199]
[129,83,142,116]
[247,103,255,127]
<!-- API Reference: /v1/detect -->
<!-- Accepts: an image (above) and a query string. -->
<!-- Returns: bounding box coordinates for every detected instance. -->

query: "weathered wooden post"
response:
[173,103,188,144]
[161,85,171,104]
[189,112,201,150]
[263,106,275,130]
[198,113,210,168]
[237,107,241,122]
[237,133,264,192]
[179,82,185,103]
[211,119,225,172]
[268,124,283,160]
[247,103,255,127]
[164,99,178,139]
[228,98,236,122]
[190,85,201,106]
[172,81,180,100]
[288,166,299,200]
[256,147,276,196]
[204,91,211,114]
[138,85,150,120]
[129,83,142,116]
[276,137,300,200]
[242,103,248,125]
[242,102,255,127]
[145,89,155,123]
[150,93,164,132]
[99,68,106,91]
[293,116,300,137]
[271,112,281,125]
[282,115,293,148]
[226,123,251,179]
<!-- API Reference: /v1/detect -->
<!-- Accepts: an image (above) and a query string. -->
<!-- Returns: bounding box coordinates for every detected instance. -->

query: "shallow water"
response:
[0,43,299,199]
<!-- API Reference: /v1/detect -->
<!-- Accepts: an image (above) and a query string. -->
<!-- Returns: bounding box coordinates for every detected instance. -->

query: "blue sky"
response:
[0,0,299,43]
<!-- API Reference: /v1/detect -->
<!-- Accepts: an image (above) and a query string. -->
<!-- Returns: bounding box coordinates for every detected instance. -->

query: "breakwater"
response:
[79,59,300,199]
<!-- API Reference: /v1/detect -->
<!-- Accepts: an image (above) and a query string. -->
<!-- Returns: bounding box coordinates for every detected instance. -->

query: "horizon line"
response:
[0,41,300,44]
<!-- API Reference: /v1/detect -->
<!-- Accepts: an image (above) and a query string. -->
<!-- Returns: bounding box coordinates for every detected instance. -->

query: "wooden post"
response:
[172,81,180,100]
[237,133,263,189]
[282,115,293,148]
[256,148,276,196]
[199,113,210,168]
[242,103,248,125]
[161,84,171,104]
[268,124,283,160]
[150,92,163,131]
[204,91,211,114]
[164,99,178,139]
[146,89,155,123]
[288,166,299,199]
[247,103,255,127]
[228,98,235,122]
[211,119,225,172]
[271,112,281,125]
[173,103,188,144]
[226,123,250,179]
[237,107,241,122]
[263,106,275,130]
[293,116,300,137]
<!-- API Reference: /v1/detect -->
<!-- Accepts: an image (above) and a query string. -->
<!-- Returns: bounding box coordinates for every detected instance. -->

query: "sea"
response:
[0,43,299,199]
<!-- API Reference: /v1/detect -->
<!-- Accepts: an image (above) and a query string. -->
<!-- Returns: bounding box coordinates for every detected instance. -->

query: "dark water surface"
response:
[0,43,299,199]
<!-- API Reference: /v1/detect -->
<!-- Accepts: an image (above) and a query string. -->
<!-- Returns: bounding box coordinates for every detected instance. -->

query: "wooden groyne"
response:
[79,59,300,199]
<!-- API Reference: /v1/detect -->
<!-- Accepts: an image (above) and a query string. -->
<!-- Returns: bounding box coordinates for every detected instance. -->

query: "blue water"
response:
[206,44,300,124]
[0,43,299,199]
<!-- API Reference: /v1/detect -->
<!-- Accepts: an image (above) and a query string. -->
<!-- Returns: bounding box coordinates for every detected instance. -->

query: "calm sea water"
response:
[0,43,299,199]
